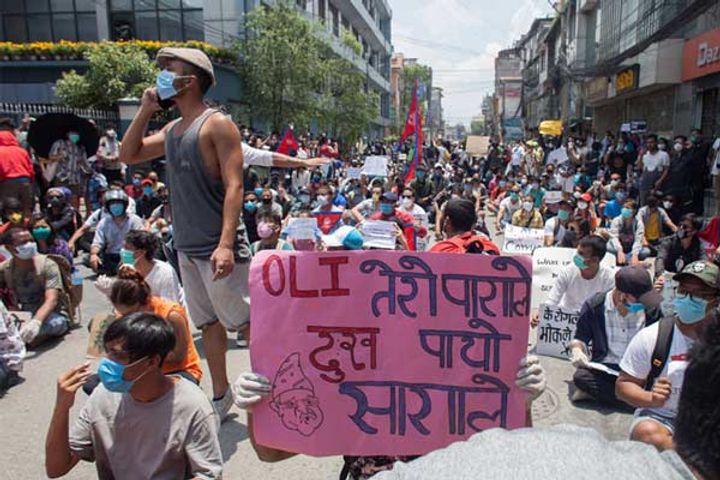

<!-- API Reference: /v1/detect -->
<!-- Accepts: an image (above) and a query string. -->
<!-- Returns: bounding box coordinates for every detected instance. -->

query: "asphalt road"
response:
[0,248,632,479]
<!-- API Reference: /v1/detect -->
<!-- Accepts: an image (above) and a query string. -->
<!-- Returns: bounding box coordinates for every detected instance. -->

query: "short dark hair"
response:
[674,315,720,479]
[183,63,212,94]
[125,230,158,261]
[103,312,175,365]
[0,117,15,131]
[257,210,282,225]
[2,197,21,214]
[681,213,702,231]
[0,227,29,246]
[579,234,607,260]
[646,134,658,142]
[444,198,477,233]
[110,267,152,307]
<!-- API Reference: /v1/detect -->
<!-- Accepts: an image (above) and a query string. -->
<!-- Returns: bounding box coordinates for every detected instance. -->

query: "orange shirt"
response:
[147,296,203,382]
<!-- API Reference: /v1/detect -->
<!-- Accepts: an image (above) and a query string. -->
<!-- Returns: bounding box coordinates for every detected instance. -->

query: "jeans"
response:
[36,312,70,344]
[99,253,120,276]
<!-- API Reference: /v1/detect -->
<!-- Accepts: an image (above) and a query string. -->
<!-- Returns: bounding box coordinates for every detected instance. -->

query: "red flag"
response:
[404,106,423,183]
[277,128,299,155]
[401,80,419,142]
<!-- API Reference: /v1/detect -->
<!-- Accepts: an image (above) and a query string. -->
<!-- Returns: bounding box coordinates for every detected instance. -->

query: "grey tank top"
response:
[165,108,249,260]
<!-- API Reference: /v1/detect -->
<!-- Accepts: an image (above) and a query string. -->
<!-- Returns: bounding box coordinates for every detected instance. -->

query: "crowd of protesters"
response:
[0,47,719,479]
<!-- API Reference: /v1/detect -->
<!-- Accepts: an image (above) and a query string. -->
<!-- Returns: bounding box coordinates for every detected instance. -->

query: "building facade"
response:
[493,47,523,141]
[0,0,393,137]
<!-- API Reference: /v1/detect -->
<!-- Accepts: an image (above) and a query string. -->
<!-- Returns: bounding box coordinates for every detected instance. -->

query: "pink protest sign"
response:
[249,251,531,457]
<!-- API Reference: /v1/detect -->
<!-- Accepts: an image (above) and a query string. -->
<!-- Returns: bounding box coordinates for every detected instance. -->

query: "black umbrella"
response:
[27,113,99,158]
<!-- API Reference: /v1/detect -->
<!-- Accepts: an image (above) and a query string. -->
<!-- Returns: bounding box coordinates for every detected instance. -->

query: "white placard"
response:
[543,191,563,204]
[285,218,318,240]
[531,247,616,310]
[347,167,362,179]
[360,219,396,250]
[501,225,545,255]
[362,156,389,177]
[536,303,580,359]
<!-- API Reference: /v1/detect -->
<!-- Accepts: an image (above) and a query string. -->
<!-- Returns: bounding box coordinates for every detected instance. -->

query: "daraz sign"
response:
[683,28,720,81]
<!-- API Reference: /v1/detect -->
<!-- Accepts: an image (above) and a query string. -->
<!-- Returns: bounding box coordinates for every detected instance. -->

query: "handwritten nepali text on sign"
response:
[536,303,580,359]
[361,220,397,250]
[362,156,389,177]
[501,225,545,255]
[250,251,531,456]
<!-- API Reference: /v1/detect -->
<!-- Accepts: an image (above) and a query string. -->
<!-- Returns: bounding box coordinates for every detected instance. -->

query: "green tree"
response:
[470,117,486,135]
[55,42,157,108]
[238,1,322,132]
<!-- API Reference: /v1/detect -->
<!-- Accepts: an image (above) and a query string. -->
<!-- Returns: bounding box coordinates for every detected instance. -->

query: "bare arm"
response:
[616,372,657,408]
[271,153,330,168]
[118,88,167,166]
[247,414,297,462]
[164,311,188,364]
[35,288,59,324]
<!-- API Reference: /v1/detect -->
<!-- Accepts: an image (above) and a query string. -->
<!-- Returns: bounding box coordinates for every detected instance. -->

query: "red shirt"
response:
[430,232,500,255]
[0,131,34,181]
[369,209,427,251]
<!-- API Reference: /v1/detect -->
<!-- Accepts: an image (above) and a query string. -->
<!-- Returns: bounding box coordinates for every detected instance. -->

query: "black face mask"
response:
[262,198,272,204]
[159,196,169,204]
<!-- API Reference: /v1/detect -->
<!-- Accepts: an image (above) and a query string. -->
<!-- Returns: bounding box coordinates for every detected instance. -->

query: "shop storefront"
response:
[683,27,720,136]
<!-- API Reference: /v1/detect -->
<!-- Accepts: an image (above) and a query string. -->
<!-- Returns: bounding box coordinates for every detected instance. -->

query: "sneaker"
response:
[236,331,248,348]
[212,388,234,424]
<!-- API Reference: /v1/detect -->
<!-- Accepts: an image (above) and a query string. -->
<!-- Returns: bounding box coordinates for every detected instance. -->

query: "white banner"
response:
[360,220,396,250]
[531,247,616,310]
[362,156,389,177]
[501,225,545,255]
[536,303,580,359]
[347,167,362,180]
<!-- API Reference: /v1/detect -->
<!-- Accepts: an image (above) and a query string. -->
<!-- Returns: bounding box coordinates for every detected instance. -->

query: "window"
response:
[110,0,204,42]
[0,0,97,42]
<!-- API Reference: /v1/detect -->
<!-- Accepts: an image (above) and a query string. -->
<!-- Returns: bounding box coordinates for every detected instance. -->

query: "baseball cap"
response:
[156,47,216,85]
[580,193,592,202]
[615,266,662,307]
[674,261,720,290]
[141,179,153,186]
[381,192,398,202]
[322,226,364,250]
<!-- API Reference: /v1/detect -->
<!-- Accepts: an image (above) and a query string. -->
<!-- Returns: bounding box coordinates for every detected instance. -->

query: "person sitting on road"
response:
[511,192,544,229]
[44,188,78,242]
[89,189,143,276]
[616,260,720,451]
[430,198,500,255]
[250,211,294,255]
[0,227,70,346]
[655,213,707,277]
[45,312,221,479]
[636,193,678,257]
[607,199,645,266]
[0,196,31,237]
[543,199,574,246]
[120,230,183,304]
[570,266,663,407]
[495,184,521,233]
[0,299,25,391]
[31,215,73,267]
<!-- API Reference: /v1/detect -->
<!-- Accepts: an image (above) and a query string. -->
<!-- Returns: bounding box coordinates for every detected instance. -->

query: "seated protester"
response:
[511,192,544,229]
[256,187,284,221]
[30,215,74,267]
[570,267,663,408]
[543,199,574,246]
[89,189,143,276]
[0,228,69,346]
[145,185,172,231]
[124,172,144,200]
[430,198,500,255]
[575,192,599,231]
[398,188,430,251]
[369,192,427,251]
[119,230,183,304]
[45,313,221,479]
[0,299,25,391]
[545,235,616,313]
[45,188,77,241]
[67,188,111,254]
[135,179,160,219]
[251,211,294,255]
[560,218,591,248]
[616,261,720,451]
[607,199,645,266]
[0,196,31,236]
[351,184,383,224]
[243,191,260,244]
[661,194,683,227]
[637,193,678,256]
[369,317,720,480]
[312,185,345,235]
[525,177,546,208]
[232,356,546,480]
[655,214,706,277]
[495,184,521,233]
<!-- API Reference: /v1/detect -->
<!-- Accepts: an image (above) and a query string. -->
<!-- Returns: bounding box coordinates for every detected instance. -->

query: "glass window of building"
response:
[0,0,97,42]
[109,0,204,42]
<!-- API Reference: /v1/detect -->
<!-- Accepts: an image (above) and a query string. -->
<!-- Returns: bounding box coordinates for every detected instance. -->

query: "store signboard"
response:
[683,27,720,81]
[585,77,608,103]
[615,65,639,95]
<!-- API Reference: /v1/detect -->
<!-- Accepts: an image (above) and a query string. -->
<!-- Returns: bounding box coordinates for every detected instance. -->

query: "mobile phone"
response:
[158,98,175,110]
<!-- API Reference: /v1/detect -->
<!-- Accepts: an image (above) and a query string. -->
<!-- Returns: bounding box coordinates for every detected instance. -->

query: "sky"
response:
[391,0,555,128]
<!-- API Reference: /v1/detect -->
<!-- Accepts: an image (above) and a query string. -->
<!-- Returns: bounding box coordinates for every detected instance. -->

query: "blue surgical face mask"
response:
[573,254,589,270]
[143,186,153,196]
[626,302,645,313]
[244,201,257,212]
[621,207,633,219]
[557,209,570,221]
[254,187,263,196]
[156,69,180,100]
[97,356,148,393]
[109,203,125,217]
[380,203,394,215]
[120,248,136,266]
[69,133,80,144]
[673,294,709,325]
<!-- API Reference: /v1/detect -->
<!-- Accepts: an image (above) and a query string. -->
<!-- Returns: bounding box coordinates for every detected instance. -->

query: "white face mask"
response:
[317,195,328,204]
[674,143,684,152]
[578,201,588,210]
[658,144,667,151]
[402,197,414,209]
[663,201,673,209]
[14,241,37,260]
[522,201,533,212]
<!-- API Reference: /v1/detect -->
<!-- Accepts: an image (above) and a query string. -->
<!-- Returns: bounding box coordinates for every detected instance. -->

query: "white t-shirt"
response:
[546,264,616,313]
[642,150,670,173]
[242,142,274,168]
[620,321,692,418]
[145,260,184,304]
[543,216,567,245]
[511,146,524,166]
[399,203,428,251]
[499,196,521,224]
[712,138,720,176]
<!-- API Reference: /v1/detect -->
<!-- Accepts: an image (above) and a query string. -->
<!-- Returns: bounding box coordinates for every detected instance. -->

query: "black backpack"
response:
[644,316,675,390]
